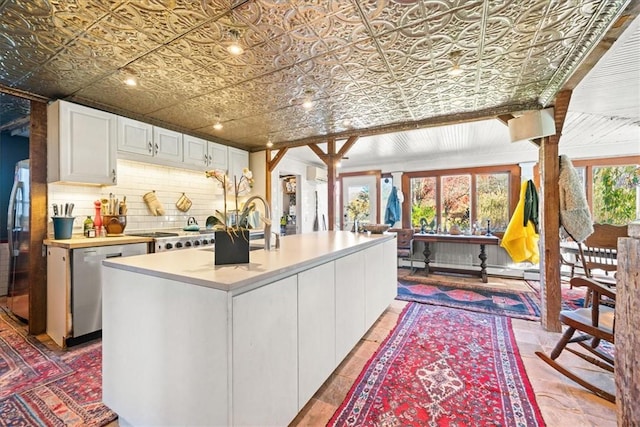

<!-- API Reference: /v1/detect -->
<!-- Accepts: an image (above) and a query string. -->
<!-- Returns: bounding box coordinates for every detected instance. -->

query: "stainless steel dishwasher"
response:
[71,243,147,340]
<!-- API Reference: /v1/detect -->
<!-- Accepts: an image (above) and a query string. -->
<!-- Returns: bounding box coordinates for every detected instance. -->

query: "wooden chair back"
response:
[396,229,414,250]
[578,223,628,279]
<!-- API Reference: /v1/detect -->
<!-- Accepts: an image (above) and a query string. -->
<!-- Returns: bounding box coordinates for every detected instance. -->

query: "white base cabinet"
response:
[102,236,397,426]
[233,276,299,426]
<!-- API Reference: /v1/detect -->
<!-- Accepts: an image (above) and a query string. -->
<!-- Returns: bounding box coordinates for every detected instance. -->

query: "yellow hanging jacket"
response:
[501,180,540,264]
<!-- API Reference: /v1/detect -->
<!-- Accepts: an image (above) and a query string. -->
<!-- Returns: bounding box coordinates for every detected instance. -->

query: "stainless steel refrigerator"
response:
[6,159,30,320]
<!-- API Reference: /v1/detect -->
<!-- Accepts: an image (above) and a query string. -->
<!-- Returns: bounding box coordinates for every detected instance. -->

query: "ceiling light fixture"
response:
[120,68,138,86]
[266,136,273,148]
[226,29,244,56]
[302,89,314,110]
[448,50,464,77]
[213,116,223,130]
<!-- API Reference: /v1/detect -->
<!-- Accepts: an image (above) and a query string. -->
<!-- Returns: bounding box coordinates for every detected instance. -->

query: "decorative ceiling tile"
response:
[0,0,632,150]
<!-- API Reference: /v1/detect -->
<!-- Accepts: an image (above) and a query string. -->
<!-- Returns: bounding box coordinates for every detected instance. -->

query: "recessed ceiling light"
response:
[447,50,464,77]
[213,121,223,130]
[124,76,138,86]
[342,119,352,127]
[226,29,244,56]
[266,140,273,148]
[302,99,314,110]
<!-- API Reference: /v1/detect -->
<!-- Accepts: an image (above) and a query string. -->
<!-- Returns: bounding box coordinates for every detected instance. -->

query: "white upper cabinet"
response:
[117,119,183,166]
[48,100,118,185]
[227,146,249,180]
[153,127,183,163]
[183,134,228,171]
[117,117,153,156]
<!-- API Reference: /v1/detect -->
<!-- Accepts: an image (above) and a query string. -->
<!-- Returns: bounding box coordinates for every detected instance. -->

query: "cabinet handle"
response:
[148,141,153,154]
[204,154,208,165]
[154,143,159,155]
[112,169,117,183]
[207,154,212,165]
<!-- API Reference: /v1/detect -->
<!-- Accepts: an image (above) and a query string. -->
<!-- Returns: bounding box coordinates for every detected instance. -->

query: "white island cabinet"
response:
[101,231,397,426]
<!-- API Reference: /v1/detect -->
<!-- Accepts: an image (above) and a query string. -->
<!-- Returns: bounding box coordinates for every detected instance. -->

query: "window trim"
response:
[401,164,521,229]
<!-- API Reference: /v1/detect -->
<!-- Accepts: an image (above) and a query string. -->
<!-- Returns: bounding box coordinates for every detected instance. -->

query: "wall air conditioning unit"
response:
[306,165,328,182]
[508,108,556,143]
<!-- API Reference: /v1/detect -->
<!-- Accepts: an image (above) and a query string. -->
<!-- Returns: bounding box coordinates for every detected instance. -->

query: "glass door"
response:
[341,175,378,231]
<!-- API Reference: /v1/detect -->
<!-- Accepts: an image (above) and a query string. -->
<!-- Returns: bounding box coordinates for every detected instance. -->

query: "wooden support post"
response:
[327,138,336,231]
[538,135,562,332]
[29,100,48,335]
[616,221,640,425]
[538,89,572,332]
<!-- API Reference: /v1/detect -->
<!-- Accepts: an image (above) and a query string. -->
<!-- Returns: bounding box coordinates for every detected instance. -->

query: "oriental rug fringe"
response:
[329,303,546,427]
[396,278,541,320]
[0,310,116,426]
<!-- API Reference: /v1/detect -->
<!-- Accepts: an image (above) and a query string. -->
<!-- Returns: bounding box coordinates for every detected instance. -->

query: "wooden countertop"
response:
[44,235,153,249]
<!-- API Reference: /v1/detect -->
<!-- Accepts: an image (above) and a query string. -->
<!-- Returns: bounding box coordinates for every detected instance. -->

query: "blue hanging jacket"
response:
[384,186,401,226]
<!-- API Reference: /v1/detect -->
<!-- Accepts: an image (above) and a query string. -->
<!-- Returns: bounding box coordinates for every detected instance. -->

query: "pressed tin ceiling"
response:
[0,0,634,152]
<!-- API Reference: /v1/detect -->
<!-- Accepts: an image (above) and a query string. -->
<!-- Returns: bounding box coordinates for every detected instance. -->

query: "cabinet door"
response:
[56,101,117,185]
[335,251,366,362]
[183,134,208,169]
[46,246,71,348]
[298,262,336,409]
[233,276,298,426]
[227,146,249,180]
[117,117,153,156]
[152,126,183,163]
[208,141,228,171]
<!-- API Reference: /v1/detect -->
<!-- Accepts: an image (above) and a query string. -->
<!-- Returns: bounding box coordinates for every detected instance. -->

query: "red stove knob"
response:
[165,243,173,250]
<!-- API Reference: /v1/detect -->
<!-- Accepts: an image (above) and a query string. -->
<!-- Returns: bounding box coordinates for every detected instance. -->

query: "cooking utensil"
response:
[68,203,74,216]
[53,204,58,216]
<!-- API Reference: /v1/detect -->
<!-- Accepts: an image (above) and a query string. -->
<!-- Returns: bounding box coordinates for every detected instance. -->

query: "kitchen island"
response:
[101,231,397,426]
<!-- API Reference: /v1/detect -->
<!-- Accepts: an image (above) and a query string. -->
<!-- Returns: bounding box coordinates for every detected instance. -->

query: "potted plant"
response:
[205,168,254,265]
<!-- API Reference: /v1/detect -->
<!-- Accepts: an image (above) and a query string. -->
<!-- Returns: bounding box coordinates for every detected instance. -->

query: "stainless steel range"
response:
[127,230,265,253]
[127,230,216,252]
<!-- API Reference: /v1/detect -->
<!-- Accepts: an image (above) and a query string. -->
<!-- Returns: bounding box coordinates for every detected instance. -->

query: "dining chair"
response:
[394,229,415,270]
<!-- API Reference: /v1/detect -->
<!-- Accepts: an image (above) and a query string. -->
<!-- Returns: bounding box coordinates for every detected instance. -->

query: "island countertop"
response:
[102,231,395,293]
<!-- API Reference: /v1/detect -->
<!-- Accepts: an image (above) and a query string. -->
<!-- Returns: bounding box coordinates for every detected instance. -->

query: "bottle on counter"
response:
[83,216,94,237]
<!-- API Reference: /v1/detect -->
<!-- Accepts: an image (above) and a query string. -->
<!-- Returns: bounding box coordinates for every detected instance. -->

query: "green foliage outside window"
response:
[346,188,370,222]
[593,165,638,224]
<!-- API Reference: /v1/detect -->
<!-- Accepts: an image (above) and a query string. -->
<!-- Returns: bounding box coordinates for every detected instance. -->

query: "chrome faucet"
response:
[243,195,274,250]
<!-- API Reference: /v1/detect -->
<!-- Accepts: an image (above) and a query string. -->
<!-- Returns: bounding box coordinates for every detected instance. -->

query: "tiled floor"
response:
[3,270,617,426]
[290,270,617,427]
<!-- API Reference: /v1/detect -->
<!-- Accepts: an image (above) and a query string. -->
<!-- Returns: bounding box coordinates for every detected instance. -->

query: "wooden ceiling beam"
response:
[307,143,329,166]
[267,147,288,172]
[337,135,359,159]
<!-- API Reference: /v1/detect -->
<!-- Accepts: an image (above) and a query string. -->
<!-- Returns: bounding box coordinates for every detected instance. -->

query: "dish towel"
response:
[501,180,540,264]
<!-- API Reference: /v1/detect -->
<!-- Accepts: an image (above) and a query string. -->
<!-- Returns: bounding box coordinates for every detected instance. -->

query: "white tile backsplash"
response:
[48,159,228,235]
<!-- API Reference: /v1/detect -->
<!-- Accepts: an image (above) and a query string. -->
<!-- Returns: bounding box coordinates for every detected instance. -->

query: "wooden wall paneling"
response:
[29,100,47,334]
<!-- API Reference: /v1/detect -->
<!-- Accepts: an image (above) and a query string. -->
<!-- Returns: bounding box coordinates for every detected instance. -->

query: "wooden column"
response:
[29,100,48,334]
[538,136,561,332]
[616,221,640,425]
[327,138,336,231]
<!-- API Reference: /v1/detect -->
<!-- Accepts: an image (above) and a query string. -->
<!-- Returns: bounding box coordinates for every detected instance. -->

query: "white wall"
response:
[48,159,226,236]
[266,154,328,234]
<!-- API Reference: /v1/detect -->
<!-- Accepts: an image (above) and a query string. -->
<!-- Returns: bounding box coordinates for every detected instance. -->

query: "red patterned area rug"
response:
[397,278,541,320]
[525,280,586,310]
[329,303,546,427]
[0,311,116,426]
